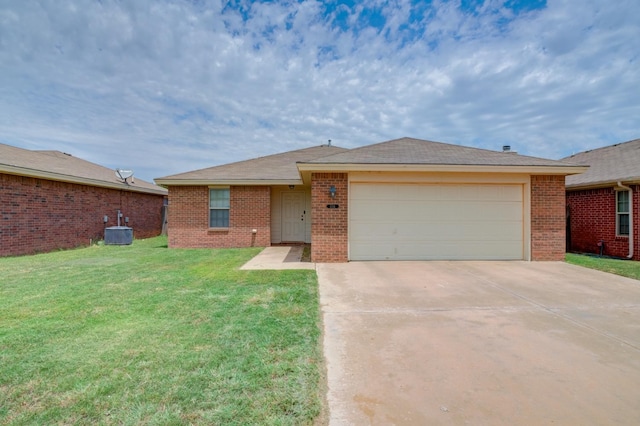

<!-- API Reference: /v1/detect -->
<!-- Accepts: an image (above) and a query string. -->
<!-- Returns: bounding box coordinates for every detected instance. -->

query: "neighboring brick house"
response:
[155,137,586,262]
[0,143,167,257]
[564,139,640,260]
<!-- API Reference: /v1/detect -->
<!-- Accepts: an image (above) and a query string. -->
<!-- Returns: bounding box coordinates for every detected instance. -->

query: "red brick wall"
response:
[311,173,348,262]
[0,173,165,257]
[167,185,270,248]
[531,175,566,261]
[566,186,639,260]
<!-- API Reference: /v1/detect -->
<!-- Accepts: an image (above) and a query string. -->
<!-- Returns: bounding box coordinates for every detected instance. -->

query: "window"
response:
[617,190,630,236]
[210,188,230,228]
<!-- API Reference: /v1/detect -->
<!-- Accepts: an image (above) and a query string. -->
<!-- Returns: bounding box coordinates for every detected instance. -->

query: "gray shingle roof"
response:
[156,145,348,182]
[563,139,640,188]
[156,137,586,185]
[0,143,166,195]
[305,137,580,167]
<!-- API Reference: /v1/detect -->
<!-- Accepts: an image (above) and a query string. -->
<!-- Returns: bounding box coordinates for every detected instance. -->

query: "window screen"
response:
[210,188,230,228]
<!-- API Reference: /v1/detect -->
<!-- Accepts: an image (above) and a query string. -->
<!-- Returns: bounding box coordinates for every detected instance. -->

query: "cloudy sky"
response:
[1,0,638,182]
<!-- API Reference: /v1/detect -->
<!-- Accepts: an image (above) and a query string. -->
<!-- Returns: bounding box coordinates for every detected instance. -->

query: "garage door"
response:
[350,183,523,260]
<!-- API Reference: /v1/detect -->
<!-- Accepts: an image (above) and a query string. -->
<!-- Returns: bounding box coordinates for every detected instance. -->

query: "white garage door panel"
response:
[350,240,524,261]
[350,221,523,241]
[352,184,523,201]
[350,183,524,260]
[351,200,523,222]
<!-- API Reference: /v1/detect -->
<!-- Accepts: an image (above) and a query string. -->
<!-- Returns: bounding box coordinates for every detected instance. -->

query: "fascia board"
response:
[567,179,640,191]
[296,163,589,175]
[154,178,304,186]
[1,164,167,196]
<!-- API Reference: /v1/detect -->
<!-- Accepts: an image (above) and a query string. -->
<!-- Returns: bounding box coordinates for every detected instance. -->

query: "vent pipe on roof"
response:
[327,139,332,146]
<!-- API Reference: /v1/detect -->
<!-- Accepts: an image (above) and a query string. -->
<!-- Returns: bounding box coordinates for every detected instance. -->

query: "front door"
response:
[282,191,306,242]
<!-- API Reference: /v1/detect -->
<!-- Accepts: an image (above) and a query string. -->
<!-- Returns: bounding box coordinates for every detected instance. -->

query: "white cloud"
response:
[0,0,638,181]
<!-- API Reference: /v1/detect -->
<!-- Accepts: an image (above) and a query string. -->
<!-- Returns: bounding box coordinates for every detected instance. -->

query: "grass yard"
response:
[566,253,640,280]
[0,237,323,425]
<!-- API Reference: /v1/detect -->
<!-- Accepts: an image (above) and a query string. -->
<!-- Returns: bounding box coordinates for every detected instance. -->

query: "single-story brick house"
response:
[0,143,167,257]
[564,139,640,260]
[156,137,586,262]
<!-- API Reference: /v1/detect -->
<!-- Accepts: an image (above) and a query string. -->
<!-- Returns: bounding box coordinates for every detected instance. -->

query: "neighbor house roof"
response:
[0,143,167,195]
[298,137,587,176]
[155,144,348,185]
[563,139,640,190]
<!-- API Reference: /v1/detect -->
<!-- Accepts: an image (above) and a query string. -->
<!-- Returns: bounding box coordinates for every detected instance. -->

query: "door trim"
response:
[281,191,306,242]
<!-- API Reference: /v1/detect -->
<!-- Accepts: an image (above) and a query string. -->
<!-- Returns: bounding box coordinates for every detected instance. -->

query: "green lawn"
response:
[566,253,640,280]
[0,237,323,425]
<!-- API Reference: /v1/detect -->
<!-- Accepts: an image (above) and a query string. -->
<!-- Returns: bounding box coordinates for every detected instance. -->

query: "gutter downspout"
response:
[617,182,634,259]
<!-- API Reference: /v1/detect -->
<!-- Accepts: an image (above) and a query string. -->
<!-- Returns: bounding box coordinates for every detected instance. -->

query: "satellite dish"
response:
[115,169,134,182]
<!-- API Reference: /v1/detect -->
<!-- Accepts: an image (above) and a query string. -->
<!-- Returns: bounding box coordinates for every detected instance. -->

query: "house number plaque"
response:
[326,204,339,209]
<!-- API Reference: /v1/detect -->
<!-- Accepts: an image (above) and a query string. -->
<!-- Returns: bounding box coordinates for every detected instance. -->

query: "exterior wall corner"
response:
[566,184,640,261]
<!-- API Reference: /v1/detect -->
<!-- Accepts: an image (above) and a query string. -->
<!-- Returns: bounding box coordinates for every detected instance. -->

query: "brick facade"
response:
[167,185,270,248]
[166,174,570,262]
[311,173,348,262]
[0,173,165,257]
[566,186,639,260]
[530,175,566,261]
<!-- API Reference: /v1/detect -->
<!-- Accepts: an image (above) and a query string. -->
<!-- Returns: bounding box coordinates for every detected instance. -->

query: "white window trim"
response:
[209,187,230,229]
[616,189,630,237]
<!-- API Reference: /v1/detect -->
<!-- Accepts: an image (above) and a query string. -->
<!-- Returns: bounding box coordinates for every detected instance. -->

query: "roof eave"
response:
[154,178,304,186]
[1,164,167,196]
[296,163,589,175]
[566,179,640,191]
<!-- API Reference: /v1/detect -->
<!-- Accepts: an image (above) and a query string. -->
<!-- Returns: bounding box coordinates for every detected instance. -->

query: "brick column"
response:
[531,175,566,260]
[311,173,348,262]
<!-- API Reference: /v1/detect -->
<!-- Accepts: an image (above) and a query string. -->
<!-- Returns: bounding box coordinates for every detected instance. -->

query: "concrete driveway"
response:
[317,261,640,425]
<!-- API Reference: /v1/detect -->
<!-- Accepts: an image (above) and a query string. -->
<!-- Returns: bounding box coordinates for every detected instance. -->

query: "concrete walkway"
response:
[239,246,316,270]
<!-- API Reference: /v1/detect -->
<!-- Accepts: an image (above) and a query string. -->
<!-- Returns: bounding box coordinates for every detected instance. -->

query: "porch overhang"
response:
[296,163,588,185]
